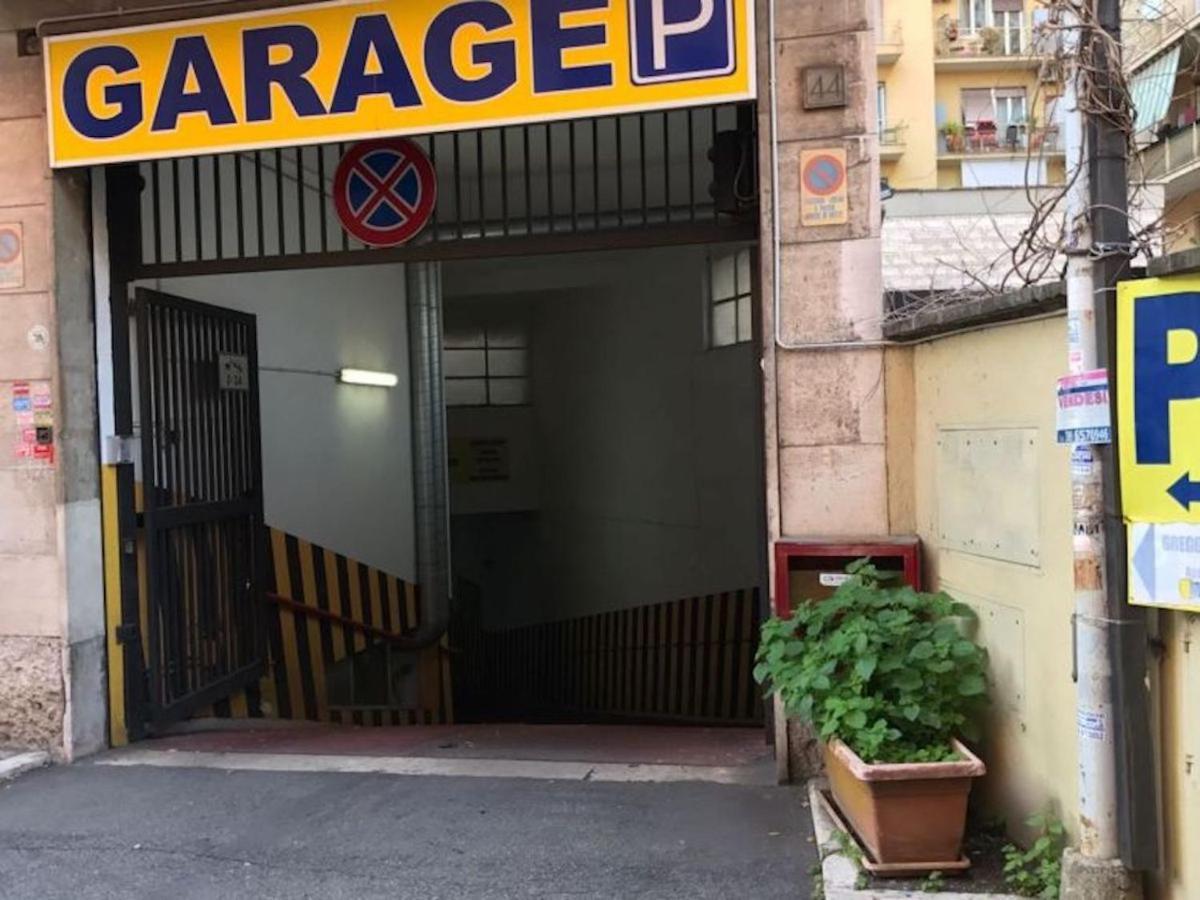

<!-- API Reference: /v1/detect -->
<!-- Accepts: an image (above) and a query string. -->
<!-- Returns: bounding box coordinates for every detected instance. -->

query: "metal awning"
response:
[1132,45,1182,133]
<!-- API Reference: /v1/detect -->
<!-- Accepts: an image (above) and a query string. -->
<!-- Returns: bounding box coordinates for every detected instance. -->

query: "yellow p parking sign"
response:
[1116,276,1200,609]
[1117,276,1200,523]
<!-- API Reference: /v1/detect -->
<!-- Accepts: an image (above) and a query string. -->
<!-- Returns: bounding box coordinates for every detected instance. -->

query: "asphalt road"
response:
[0,763,815,899]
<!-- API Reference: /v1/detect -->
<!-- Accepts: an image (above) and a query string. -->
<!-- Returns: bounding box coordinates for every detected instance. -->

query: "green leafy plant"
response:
[1002,812,1066,898]
[978,25,1003,55]
[920,870,946,893]
[941,121,966,152]
[753,560,989,764]
[807,861,825,900]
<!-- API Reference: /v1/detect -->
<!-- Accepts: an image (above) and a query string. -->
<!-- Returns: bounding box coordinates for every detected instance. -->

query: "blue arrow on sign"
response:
[1133,524,1156,600]
[1167,472,1200,510]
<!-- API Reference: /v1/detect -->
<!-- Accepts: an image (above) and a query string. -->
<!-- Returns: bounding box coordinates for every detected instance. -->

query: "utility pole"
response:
[1061,0,1158,894]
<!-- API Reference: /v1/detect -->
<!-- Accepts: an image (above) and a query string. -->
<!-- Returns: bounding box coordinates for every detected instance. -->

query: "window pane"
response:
[712,300,736,347]
[962,89,993,123]
[444,326,485,349]
[444,348,487,378]
[487,325,527,348]
[736,248,752,296]
[737,295,753,343]
[710,252,736,302]
[488,348,528,377]
[489,378,530,405]
[446,379,487,406]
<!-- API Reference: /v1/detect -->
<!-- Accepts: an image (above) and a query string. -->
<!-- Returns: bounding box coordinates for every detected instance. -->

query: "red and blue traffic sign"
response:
[801,153,845,197]
[333,138,437,247]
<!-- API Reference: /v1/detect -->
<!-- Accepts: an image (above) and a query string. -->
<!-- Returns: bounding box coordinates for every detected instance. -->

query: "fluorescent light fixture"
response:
[338,368,398,388]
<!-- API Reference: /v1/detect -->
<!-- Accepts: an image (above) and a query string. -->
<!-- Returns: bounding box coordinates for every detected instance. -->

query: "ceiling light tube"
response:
[338,368,398,388]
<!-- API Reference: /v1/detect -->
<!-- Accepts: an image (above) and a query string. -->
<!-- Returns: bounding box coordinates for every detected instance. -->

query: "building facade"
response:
[877,0,1065,191]
[0,1,1195,898]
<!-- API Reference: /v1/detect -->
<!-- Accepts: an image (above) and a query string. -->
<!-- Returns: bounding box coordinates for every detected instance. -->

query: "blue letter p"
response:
[1134,292,1200,464]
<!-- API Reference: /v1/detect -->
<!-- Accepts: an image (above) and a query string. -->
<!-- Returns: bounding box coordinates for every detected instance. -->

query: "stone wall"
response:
[759,0,889,542]
[0,2,135,758]
[0,8,66,754]
[0,636,64,749]
[757,0,888,780]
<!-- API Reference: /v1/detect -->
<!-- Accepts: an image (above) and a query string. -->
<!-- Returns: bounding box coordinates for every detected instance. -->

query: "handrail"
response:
[266,591,413,645]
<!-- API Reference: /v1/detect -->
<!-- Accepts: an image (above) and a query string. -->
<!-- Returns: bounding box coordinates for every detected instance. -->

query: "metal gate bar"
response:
[135,103,753,276]
[136,289,266,725]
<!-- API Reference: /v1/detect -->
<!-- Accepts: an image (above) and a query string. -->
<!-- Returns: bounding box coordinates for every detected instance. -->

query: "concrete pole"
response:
[1061,3,1120,863]
[1061,0,1155,893]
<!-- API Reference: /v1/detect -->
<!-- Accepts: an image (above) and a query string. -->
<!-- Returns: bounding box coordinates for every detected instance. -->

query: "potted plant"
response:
[941,121,966,153]
[754,561,989,866]
[936,15,958,54]
[979,25,1003,55]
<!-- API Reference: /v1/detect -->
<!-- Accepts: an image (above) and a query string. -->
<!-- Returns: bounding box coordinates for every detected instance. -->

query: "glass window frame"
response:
[707,246,755,349]
[444,323,532,408]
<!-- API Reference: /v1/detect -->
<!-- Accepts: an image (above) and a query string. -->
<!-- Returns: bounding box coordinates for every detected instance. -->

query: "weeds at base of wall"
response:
[1000,812,1065,898]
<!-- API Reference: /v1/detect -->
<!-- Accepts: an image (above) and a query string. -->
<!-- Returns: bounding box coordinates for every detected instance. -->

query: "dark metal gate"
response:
[135,287,266,726]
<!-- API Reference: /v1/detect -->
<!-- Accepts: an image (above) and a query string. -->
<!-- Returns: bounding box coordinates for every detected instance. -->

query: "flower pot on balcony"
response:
[824,737,985,866]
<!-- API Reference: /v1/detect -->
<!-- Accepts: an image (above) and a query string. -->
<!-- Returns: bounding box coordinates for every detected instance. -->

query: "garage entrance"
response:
[99,100,764,743]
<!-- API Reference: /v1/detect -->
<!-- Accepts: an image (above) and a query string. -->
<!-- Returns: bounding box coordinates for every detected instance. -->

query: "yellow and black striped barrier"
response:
[451,588,764,725]
[208,528,454,726]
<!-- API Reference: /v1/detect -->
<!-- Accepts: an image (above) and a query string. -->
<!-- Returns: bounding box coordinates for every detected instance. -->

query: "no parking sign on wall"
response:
[333,139,437,247]
[799,148,848,227]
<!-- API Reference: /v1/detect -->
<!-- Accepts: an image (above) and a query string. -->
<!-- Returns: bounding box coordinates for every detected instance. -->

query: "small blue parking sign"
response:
[630,0,736,84]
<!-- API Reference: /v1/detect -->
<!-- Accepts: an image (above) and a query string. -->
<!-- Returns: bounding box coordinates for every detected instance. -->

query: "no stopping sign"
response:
[333,138,437,247]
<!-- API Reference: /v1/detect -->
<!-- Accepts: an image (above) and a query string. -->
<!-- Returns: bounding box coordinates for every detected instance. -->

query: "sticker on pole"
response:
[1128,522,1200,612]
[800,148,848,227]
[1116,276,1200,522]
[1055,369,1111,445]
[333,139,436,248]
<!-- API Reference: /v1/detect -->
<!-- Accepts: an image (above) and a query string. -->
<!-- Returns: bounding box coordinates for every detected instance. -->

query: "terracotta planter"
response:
[824,737,985,865]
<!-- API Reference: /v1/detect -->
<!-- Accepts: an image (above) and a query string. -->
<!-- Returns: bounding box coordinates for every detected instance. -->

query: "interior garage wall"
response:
[135,266,415,580]
[445,245,762,629]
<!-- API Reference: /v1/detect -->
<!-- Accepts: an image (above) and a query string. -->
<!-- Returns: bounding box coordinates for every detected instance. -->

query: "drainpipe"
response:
[392,261,452,649]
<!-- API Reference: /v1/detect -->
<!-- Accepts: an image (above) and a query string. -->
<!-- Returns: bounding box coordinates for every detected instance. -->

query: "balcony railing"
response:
[1140,121,1200,181]
[934,16,1055,59]
[940,124,1064,155]
[880,122,907,158]
[876,21,903,63]
[880,123,908,147]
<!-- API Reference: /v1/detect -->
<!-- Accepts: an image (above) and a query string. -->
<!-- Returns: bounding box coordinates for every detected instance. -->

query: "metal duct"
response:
[394,260,451,650]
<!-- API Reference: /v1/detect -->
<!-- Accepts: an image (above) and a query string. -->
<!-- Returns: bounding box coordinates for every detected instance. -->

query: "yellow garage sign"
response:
[44,0,755,168]
[1117,276,1200,523]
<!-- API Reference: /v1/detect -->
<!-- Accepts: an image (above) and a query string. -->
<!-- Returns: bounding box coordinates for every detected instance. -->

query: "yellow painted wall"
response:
[1152,611,1200,900]
[879,0,938,188]
[881,0,1059,189]
[932,69,1051,125]
[1164,189,1200,252]
[887,314,1200,898]
[888,316,1081,846]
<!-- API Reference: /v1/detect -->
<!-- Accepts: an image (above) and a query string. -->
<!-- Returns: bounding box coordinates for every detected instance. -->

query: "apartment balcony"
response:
[876,22,903,66]
[1140,121,1200,199]
[938,124,1064,160]
[880,123,907,161]
[934,19,1048,71]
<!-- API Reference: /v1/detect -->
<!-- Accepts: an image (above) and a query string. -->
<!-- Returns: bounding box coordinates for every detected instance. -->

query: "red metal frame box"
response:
[772,536,922,617]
